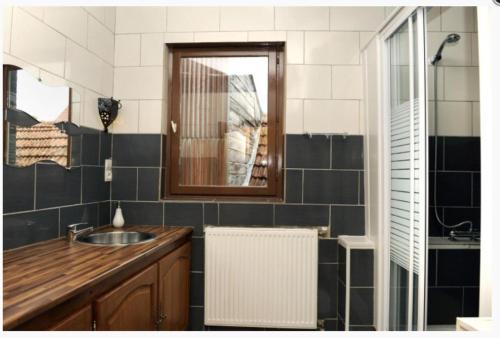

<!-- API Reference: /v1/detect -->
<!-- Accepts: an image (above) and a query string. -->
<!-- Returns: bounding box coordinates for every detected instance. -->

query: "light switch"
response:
[104,158,112,182]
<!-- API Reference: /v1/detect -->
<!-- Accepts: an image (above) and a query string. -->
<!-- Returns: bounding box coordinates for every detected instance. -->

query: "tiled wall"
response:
[3,127,111,250]
[427,248,480,325]
[111,6,394,135]
[429,136,481,237]
[108,133,365,330]
[3,6,116,130]
[427,7,480,137]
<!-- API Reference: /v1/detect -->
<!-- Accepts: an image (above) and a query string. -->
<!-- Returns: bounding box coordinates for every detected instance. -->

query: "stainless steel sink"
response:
[76,231,156,246]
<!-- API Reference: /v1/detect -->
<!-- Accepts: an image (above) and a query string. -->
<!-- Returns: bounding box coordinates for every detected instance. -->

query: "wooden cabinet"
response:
[94,264,158,330]
[158,241,191,330]
[50,305,92,331]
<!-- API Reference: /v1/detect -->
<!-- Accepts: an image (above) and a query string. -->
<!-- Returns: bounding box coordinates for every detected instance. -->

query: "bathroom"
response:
[2,2,497,333]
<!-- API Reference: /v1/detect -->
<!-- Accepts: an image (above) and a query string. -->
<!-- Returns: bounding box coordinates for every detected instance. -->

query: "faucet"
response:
[67,222,94,242]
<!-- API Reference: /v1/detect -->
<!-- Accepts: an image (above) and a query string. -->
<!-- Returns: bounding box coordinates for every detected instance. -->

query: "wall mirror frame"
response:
[3,64,73,168]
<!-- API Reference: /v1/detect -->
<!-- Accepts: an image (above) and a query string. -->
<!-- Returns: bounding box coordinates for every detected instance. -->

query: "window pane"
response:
[178,56,269,187]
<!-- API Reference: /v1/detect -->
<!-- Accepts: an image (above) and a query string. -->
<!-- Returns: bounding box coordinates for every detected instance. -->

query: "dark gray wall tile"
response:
[324,319,338,331]
[70,135,82,167]
[338,246,346,284]
[428,136,444,171]
[36,164,81,209]
[338,281,346,320]
[219,203,273,226]
[444,137,480,171]
[82,166,109,203]
[112,134,161,167]
[99,201,111,227]
[81,133,99,165]
[349,288,373,326]
[331,135,363,169]
[60,203,98,235]
[111,201,162,225]
[318,263,338,318]
[473,173,480,207]
[99,132,112,165]
[3,209,59,250]
[3,164,35,213]
[275,204,329,226]
[427,287,462,325]
[463,287,479,317]
[331,206,365,237]
[191,237,204,271]
[430,172,472,207]
[437,249,479,286]
[319,239,338,263]
[359,171,364,205]
[164,203,203,236]
[428,249,437,286]
[188,307,205,331]
[285,169,302,203]
[138,168,159,201]
[111,167,137,200]
[203,203,218,226]
[190,272,204,306]
[443,207,480,234]
[350,249,373,287]
[304,171,359,204]
[286,135,330,169]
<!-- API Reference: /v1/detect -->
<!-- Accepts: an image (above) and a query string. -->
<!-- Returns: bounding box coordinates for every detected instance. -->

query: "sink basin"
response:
[76,231,156,246]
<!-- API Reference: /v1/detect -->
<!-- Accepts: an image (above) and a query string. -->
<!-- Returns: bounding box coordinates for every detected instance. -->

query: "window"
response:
[163,43,284,199]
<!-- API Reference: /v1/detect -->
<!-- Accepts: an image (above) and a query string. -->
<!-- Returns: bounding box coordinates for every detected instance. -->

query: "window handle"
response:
[170,121,177,134]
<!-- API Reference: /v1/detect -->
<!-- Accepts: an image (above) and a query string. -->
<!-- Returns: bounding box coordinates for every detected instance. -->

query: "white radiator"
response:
[204,226,318,329]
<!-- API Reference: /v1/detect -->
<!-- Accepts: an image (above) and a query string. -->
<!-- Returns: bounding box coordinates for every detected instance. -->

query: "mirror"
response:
[3,64,72,168]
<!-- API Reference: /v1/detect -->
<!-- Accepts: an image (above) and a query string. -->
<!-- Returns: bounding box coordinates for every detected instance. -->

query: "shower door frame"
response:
[379,6,428,331]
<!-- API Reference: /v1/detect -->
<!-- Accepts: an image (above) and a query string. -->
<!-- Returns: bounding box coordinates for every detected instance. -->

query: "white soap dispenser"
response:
[113,202,125,228]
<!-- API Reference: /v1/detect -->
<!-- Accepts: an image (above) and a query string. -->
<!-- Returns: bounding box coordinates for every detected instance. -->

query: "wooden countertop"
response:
[3,225,192,330]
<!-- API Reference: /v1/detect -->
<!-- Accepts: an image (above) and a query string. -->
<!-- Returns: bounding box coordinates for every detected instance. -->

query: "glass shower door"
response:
[386,8,427,331]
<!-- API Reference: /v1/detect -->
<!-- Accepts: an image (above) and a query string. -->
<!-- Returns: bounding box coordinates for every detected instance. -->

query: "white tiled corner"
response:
[426,7,441,31]
[441,6,476,32]
[139,100,163,133]
[65,40,106,93]
[11,8,66,76]
[20,6,44,20]
[472,101,480,136]
[43,7,88,47]
[248,31,286,42]
[286,31,304,64]
[82,89,104,131]
[303,99,359,134]
[103,7,116,33]
[275,7,329,31]
[164,32,194,43]
[85,7,106,23]
[116,7,166,33]
[305,32,359,65]
[114,34,140,66]
[330,7,385,32]
[444,66,479,101]
[360,32,375,50]
[141,33,165,66]
[427,66,444,101]
[286,65,331,99]
[110,100,139,133]
[87,15,115,64]
[220,7,274,31]
[114,66,163,100]
[167,7,219,32]
[384,7,397,18]
[285,99,304,134]
[3,6,12,53]
[332,65,363,100]
[428,101,472,136]
[427,32,472,66]
[194,32,247,43]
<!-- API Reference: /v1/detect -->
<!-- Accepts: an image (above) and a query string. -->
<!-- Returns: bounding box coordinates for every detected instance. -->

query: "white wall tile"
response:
[330,7,385,31]
[100,62,114,97]
[43,7,88,47]
[139,100,163,133]
[220,7,274,31]
[194,32,247,42]
[103,7,116,32]
[471,33,478,66]
[11,8,66,76]
[332,65,362,99]
[116,7,166,33]
[428,101,472,136]
[248,31,286,42]
[426,7,441,31]
[303,99,359,134]
[305,32,359,65]
[286,31,303,64]
[141,33,165,66]
[427,66,444,100]
[2,52,40,78]
[87,16,115,64]
[167,7,219,32]
[441,7,476,32]
[110,100,139,133]
[285,99,303,134]
[65,40,106,93]
[384,7,397,18]
[164,32,194,43]
[360,32,375,50]
[472,101,480,136]
[428,32,472,66]
[444,66,479,101]
[85,6,106,23]
[114,66,163,100]
[287,65,331,99]
[82,89,104,130]
[21,6,44,20]
[114,34,140,66]
[275,7,329,31]
[3,6,12,52]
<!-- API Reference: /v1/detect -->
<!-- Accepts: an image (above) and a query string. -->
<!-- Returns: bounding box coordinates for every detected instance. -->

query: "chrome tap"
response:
[67,223,94,242]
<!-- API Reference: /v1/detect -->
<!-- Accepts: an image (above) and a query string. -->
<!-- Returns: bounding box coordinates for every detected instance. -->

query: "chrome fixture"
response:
[449,230,480,242]
[76,231,156,246]
[67,223,94,242]
[430,33,461,65]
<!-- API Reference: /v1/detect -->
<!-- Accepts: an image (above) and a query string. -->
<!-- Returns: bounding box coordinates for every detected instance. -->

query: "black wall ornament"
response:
[98,97,121,133]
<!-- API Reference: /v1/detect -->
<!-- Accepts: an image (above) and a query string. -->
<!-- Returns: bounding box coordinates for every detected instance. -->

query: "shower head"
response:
[430,33,461,65]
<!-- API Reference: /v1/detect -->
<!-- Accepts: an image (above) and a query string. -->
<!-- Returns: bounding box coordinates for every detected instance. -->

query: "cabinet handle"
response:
[155,313,167,327]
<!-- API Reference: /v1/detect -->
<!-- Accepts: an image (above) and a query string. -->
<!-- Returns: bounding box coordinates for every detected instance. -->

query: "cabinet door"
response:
[158,241,191,330]
[50,305,92,331]
[94,264,158,330]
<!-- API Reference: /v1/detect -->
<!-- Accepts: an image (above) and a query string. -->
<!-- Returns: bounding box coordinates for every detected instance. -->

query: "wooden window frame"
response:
[162,42,284,201]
